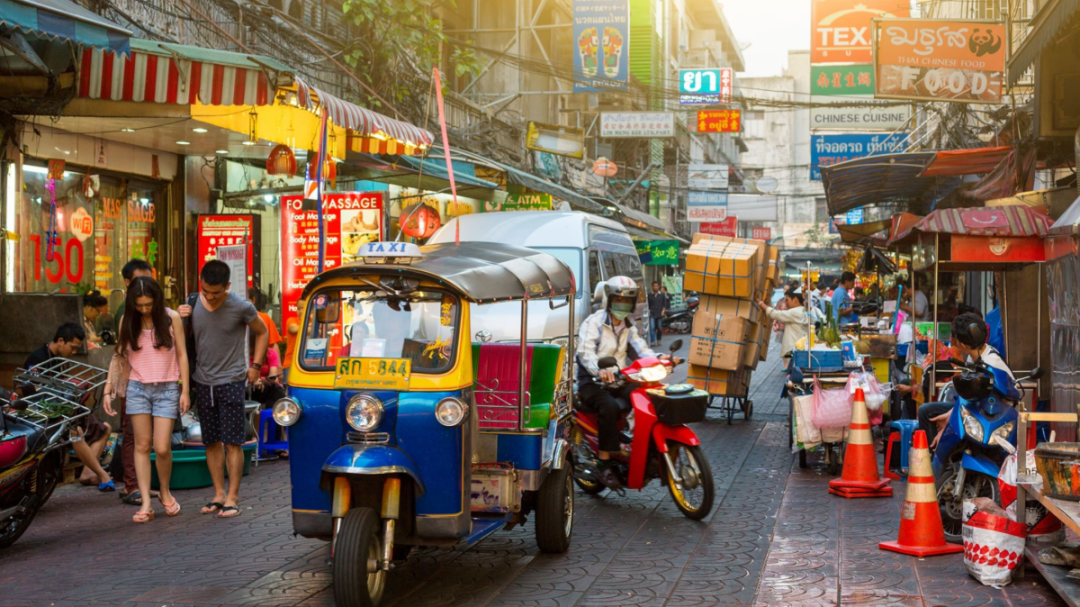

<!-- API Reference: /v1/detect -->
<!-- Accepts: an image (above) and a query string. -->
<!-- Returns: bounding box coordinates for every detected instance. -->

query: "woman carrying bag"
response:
[104,277,190,523]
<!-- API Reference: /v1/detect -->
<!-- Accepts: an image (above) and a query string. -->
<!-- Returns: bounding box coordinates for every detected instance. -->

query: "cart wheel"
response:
[827,446,842,476]
[744,401,753,420]
[333,507,387,607]
[536,463,573,553]
[727,399,734,425]
[665,442,714,521]
[798,449,808,469]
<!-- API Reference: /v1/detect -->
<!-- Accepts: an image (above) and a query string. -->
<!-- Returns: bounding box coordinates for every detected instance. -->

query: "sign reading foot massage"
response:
[873,19,1007,103]
[572,0,629,92]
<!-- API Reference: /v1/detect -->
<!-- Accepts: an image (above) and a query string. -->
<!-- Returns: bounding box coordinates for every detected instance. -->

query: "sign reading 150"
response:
[28,234,84,284]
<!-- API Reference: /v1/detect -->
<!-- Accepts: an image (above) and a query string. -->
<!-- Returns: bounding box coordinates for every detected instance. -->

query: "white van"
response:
[427,211,646,344]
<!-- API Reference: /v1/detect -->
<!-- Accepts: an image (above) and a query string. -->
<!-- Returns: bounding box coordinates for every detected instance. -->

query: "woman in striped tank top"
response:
[104,277,190,523]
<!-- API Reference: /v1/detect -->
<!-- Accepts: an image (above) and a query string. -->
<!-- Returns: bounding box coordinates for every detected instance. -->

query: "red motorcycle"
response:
[571,340,715,520]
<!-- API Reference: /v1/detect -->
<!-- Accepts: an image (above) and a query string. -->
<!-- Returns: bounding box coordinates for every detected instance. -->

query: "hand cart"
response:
[707,393,753,425]
[789,373,848,475]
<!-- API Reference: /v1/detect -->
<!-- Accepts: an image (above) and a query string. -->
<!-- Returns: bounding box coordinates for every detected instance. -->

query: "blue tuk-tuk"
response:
[273,241,576,607]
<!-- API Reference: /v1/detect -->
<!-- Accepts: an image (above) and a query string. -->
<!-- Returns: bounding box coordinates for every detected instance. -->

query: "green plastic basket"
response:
[150,443,256,490]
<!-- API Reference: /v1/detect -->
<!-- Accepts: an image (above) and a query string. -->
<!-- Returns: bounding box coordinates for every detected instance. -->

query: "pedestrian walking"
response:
[646,281,668,347]
[103,277,190,523]
[179,260,269,519]
[116,259,155,506]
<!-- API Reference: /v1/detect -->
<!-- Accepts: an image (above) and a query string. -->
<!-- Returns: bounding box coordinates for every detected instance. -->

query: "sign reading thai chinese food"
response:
[873,19,1006,103]
[812,0,910,64]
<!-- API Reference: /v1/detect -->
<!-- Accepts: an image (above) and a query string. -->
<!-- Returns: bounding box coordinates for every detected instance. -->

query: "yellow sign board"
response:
[334,358,411,391]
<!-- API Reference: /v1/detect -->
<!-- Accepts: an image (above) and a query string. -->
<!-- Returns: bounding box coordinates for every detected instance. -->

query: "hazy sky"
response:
[720,0,811,78]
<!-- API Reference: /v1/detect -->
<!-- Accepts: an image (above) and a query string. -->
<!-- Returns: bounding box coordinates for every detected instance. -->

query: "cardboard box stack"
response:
[685,234,775,396]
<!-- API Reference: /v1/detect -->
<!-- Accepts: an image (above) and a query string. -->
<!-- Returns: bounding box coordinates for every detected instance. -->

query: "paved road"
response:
[0,335,1066,606]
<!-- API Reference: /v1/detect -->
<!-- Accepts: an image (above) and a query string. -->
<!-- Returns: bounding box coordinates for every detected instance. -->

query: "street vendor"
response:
[756,289,810,358]
[831,272,858,325]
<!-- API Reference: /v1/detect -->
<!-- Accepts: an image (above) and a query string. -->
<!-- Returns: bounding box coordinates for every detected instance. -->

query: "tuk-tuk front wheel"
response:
[535,464,573,554]
[333,507,387,607]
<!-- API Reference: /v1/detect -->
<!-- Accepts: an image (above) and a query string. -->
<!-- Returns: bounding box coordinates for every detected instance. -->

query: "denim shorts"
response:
[126,380,181,419]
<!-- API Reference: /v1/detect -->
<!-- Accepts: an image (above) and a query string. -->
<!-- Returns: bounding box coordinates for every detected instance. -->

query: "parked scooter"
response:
[571,340,716,520]
[662,296,699,335]
[932,358,1043,543]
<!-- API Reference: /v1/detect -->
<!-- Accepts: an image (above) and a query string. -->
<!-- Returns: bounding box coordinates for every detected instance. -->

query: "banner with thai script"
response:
[197,215,254,288]
[812,0,910,64]
[700,217,738,237]
[810,133,908,180]
[687,191,729,221]
[572,0,629,92]
[697,109,741,133]
[873,19,1006,103]
[599,112,675,137]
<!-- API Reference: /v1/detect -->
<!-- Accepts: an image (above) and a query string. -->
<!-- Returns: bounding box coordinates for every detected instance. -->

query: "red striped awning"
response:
[889,205,1052,245]
[919,146,1014,177]
[77,46,273,106]
[296,77,433,147]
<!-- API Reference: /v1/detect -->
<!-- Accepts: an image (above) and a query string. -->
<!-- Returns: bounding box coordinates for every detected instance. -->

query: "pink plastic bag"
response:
[811,377,853,429]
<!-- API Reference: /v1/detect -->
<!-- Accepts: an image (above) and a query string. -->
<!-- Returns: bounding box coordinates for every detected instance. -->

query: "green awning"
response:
[0,0,130,54]
[129,38,293,73]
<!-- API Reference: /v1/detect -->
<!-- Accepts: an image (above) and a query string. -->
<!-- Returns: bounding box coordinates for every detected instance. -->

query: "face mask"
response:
[610,302,634,321]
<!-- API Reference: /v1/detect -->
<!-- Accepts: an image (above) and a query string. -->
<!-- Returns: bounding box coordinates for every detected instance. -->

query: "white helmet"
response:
[603,275,639,305]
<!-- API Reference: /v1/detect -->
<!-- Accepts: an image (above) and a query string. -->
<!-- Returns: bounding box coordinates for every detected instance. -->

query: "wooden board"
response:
[1018,475,1080,537]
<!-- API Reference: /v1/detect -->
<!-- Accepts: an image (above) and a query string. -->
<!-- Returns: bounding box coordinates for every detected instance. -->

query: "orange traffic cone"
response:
[829,388,892,497]
[879,430,964,557]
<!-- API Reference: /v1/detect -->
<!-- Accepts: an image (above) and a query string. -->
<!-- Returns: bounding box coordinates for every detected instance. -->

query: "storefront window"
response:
[12,160,167,296]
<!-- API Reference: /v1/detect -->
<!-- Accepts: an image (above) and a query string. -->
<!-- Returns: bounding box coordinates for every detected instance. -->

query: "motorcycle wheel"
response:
[665,442,714,521]
[937,458,1000,544]
[535,463,573,554]
[332,507,386,607]
[571,454,606,495]
[0,501,38,549]
[36,451,63,507]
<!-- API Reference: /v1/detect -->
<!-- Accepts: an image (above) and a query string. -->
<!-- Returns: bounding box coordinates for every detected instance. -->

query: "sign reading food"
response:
[873,19,1006,103]
[812,0,910,64]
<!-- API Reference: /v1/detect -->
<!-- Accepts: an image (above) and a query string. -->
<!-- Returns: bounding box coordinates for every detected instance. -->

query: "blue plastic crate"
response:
[793,349,845,373]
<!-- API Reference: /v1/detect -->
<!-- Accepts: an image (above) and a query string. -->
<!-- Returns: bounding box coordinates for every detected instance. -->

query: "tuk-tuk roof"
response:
[302,242,577,304]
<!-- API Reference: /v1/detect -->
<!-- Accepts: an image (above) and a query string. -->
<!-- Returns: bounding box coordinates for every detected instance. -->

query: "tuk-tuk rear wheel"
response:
[333,507,386,607]
[535,464,573,554]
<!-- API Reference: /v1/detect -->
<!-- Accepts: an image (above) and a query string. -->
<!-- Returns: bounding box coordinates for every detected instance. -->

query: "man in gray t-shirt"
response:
[179,260,268,519]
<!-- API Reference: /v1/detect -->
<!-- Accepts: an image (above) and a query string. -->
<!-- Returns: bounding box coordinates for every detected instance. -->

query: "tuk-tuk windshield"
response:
[299,288,459,373]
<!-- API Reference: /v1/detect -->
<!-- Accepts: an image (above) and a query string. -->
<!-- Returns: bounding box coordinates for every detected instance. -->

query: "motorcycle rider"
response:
[917,312,1014,449]
[576,276,669,485]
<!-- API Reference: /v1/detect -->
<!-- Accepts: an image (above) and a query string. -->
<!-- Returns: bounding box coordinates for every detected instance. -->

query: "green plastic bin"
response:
[150,442,257,490]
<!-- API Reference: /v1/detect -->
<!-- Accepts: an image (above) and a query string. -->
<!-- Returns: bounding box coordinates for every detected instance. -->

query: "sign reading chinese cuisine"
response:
[812,0,910,64]
[572,0,629,92]
[697,110,741,133]
[599,112,675,138]
[873,19,1007,103]
[678,68,734,105]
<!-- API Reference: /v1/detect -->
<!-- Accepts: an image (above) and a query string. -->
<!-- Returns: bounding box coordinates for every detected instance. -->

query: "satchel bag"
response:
[107,351,131,398]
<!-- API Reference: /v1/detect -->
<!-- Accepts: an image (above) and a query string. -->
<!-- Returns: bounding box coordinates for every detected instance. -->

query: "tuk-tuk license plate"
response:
[334,358,411,391]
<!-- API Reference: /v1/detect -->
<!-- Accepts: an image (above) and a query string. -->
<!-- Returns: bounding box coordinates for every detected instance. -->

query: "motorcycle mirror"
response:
[597,356,618,370]
[1030,366,1044,380]
[669,339,683,353]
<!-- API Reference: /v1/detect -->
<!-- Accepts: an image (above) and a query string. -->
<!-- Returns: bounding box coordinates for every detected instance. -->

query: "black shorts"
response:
[193,380,247,446]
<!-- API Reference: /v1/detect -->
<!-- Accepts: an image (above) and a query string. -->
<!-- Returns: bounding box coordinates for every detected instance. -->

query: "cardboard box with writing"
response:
[686,235,767,298]
[692,295,761,331]
[687,364,746,396]
[765,245,780,283]
[690,314,751,370]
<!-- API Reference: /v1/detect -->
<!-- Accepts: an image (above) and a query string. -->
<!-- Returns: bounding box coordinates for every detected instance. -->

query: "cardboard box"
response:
[686,235,767,298]
[693,295,761,330]
[687,364,746,396]
[744,322,763,369]
[760,322,772,361]
[765,245,780,282]
[689,315,751,370]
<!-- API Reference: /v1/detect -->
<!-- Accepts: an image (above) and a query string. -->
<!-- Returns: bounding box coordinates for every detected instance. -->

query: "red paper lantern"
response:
[305,155,338,187]
[266,144,297,176]
[399,204,441,239]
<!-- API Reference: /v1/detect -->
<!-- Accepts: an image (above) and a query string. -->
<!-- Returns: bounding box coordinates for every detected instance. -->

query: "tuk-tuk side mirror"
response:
[669,339,683,353]
[316,304,340,325]
[597,356,618,370]
[1030,366,1045,380]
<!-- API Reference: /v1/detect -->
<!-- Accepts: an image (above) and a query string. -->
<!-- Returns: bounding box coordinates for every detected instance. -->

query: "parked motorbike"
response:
[662,296,699,335]
[932,358,1042,543]
[571,340,716,520]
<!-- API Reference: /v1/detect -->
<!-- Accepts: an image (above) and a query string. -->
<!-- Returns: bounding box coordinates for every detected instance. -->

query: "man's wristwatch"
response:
[250,363,262,370]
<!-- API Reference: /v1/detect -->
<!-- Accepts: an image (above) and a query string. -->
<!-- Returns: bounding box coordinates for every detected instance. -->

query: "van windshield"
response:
[535,247,582,299]
[299,289,459,373]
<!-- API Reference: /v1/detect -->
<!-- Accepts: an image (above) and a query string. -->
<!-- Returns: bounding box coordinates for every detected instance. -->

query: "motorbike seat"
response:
[0,415,45,465]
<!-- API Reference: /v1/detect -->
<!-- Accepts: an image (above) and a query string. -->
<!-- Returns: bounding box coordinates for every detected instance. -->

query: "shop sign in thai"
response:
[635,240,680,265]
[811,0,910,64]
[810,98,910,131]
[572,0,629,92]
[696,110,741,133]
[810,133,908,180]
[687,164,729,190]
[505,192,553,212]
[216,244,248,300]
[599,112,675,138]
[677,68,734,105]
[752,227,772,241]
[687,191,729,221]
[700,217,738,237]
[811,64,875,96]
[197,215,255,288]
[280,193,383,329]
[873,19,1006,103]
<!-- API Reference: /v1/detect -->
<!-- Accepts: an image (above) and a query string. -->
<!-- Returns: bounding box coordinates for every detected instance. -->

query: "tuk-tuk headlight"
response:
[272,398,302,427]
[346,395,384,432]
[435,397,469,427]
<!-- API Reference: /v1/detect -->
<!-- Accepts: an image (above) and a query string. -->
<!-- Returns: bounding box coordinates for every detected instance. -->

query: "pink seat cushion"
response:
[476,344,533,427]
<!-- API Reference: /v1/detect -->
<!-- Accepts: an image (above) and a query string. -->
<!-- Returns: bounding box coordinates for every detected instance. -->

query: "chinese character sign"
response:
[697,110,741,133]
[197,215,255,288]
[635,240,680,266]
[811,0,910,64]
[599,112,676,137]
[811,65,875,96]
[874,19,1006,103]
[810,133,908,180]
[572,0,629,92]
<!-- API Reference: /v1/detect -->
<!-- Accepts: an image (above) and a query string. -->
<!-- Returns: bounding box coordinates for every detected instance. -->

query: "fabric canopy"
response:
[496,161,605,213]
[888,205,1053,246]
[1007,0,1080,85]
[837,219,890,246]
[0,0,130,54]
[295,77,433,147]
[920,146,1014,177]
[1049,195,1080,235]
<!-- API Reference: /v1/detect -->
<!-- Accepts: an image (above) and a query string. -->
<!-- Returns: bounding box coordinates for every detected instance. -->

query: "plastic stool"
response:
[889,419,919,473]
[258,409,288,460]
[884,432,902,480]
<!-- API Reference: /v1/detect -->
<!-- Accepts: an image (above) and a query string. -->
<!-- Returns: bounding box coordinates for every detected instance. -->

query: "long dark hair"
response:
[118,276,173,352]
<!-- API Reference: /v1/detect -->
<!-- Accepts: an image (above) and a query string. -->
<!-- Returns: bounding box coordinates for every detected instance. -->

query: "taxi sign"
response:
[334,357,411,390]
[360,241,423,264]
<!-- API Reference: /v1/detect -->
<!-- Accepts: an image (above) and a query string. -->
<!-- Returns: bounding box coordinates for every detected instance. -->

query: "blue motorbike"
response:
[931,358,1042,543]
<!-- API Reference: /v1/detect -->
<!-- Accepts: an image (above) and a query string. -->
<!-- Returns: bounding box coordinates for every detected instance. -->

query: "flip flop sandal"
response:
[201,502,225,515]
[160,497,181,517]
[217,506,241,519]
[121,490,143,505]
[132,510,155,524]
[98,480,116,492]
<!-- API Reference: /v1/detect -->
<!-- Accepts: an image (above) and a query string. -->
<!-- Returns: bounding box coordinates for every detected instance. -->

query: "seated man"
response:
[21,323,115,491]
[916,312,1014,449]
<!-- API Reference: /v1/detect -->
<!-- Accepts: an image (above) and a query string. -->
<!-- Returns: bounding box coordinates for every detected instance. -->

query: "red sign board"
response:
[700,217,738,237]
[197,215,255,288]
[951,235,1045,263]
[697,110,741,133]
[752,227,772,241]
[280,193,384,332]
[812,0,910,64]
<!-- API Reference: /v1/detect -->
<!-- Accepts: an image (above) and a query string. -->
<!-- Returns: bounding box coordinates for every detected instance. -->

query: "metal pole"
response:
[1002,271,1009,365]
[519,298,529,431]
[931,234,940,397]
[615,162,659,206]
[567,291,575,414]
[1037,263,1042,396]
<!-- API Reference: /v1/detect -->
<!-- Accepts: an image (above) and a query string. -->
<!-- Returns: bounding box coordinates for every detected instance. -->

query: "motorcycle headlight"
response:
[435,397,469,427]
[346,395,384,432]
[272,398,302,427]
[992,421,1015,441]
[639,365,669,382]
[960,407,985,442]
